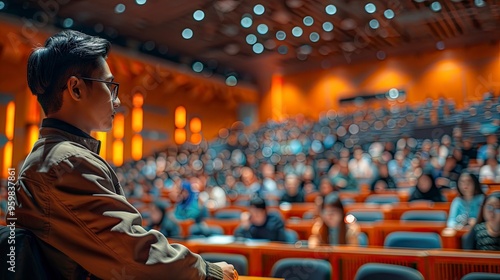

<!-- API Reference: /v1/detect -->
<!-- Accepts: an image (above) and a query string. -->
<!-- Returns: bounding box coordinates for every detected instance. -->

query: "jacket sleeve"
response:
[447,199,460,228]
[25,154,224,280]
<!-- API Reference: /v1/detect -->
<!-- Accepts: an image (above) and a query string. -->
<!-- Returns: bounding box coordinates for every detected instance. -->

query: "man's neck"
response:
[46,113,91,135]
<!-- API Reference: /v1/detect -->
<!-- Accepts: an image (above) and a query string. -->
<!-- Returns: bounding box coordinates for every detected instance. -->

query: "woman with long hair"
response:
[463,192,500,250]
[308,192,359,247]
[447,173,485,229]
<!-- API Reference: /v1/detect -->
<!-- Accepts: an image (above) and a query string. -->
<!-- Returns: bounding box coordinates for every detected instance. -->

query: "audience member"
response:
[234,196,286,242]
[308,193,360,247]
[280,173,305,203]
[408,173,446,203]
[463,192,500,250]
[146,201,181,238]
[447,173,485,229]
[174,181,201,221]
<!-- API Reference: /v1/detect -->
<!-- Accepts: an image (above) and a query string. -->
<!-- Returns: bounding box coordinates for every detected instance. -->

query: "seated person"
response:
[280,173,305,203]
[370,162,397,192]
[174,181,201,221]
[329,158,359,191]
[408,173,446,203]
[479,156,500,183]
[146,201,180,238]
[234,196,286,242]
[463,192,500,250]
[308,193,360,247]
[447,173,485,229]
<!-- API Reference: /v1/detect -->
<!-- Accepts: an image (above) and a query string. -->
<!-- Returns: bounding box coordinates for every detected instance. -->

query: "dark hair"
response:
[320,192,347,244]
[457,172,484,197]
[27,30,110,115]
[250,195,266,210]
[475,191,500,225]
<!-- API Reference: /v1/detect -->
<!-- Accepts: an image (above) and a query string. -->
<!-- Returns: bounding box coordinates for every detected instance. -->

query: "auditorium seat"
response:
[354,263,424,280]
[188,224,224,237]
[214,209,242,220]
[365,194,400,204]
[400,210,447,222]
[347,210,384,223]
[200,253,248,275]
[384,231,442,249]
[271,258,331,280]
[284,229,299,244]
[358,232,368,247]
[461,272,500,280]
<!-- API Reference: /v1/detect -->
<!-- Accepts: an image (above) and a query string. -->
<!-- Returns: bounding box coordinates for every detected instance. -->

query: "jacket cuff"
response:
[206,261,224,280]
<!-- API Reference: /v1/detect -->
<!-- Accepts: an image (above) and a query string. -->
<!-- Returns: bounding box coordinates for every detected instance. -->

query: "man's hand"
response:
[240,212,251,230]
[214,262,236,280]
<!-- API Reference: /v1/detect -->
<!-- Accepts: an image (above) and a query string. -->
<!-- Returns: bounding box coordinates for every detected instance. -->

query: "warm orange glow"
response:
[26,124,39,154]
[271,74,283,120]
[132,107,143,133]
[2,141,13,178]
[190,117,202,133]
[5,101,15,140]
[113,113,124,139]
[27,92,41,123]
[94,131,107,159]
[175,106,186,128]
[131,134,143,160]
[112,140,123,166]
[190,133,202,145]
[174,129,186,145]
[133,93,144,107]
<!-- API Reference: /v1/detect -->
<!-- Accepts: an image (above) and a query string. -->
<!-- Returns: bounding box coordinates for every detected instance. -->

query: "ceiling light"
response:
[365,3,376,14]
[431,1,442,12]
[193,10,205,21]
[0,1,5,10]
[475,0,486,7]
[303,16,314,26]
[62,18,73,28]
[182,28,193,39]
[192,62,204,73]
[241,15,253,28]
[276,30,286,40]
[115,4,126,14]
[310,32,320,42]
[254,4,265,15]
[384,9,395,19]
[322,22,334,32]
[325,4,337,15]
[226,76,237,86]
[246,34,257,45]
[257,23,268,34]
[252,43,264,54]
[136,0,146,5]
[292,26,303,37]
[369,19,379,29]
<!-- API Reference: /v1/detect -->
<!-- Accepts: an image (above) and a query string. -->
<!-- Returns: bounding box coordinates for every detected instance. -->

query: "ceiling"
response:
[3,0,500,88]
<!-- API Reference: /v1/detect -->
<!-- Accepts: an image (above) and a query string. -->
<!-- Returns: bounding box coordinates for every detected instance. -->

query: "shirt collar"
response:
[41,118,101,154]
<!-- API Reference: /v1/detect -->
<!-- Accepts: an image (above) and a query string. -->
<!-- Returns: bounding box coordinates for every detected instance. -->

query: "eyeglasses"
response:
[485,205,500,214]
[81,77,119,101]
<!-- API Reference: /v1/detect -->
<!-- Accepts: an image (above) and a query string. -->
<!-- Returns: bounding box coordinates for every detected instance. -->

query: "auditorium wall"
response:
[260,41,500,120]
[0,19,258,170]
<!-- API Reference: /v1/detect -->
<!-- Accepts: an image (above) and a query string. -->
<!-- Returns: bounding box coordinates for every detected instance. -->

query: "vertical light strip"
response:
[95,131,107,159]
[112,113,124,166]
[2,142,13,178]
[5,101,15,140]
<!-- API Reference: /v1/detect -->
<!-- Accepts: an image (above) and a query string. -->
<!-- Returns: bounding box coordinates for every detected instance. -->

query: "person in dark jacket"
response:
[280,173,305,203]
[146,201,180,238]
[408,173,446,203]
[234,196,286,242]
[370,162,397,192]
[463,192,500,250]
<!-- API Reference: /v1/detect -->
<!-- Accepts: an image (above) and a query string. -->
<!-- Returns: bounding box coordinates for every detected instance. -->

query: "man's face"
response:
[249,206,267,226]
[81,58,120,132]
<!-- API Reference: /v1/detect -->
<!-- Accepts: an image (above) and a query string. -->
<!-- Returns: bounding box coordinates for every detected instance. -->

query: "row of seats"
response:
[201,253,500,280]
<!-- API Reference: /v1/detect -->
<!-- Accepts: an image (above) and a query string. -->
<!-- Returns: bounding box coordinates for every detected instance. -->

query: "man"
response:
[15,30,234,279]
[280,173,305,203]
[234,196,286,242]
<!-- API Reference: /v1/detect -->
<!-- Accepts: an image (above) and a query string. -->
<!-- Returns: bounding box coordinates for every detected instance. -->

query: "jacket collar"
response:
[40,118,101,154]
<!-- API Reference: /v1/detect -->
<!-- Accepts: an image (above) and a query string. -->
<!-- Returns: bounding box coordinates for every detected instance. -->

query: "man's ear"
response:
[66,76,83,101]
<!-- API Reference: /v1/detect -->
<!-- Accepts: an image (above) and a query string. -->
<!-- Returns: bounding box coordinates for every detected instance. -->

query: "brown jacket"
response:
[14,118,223,280]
